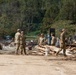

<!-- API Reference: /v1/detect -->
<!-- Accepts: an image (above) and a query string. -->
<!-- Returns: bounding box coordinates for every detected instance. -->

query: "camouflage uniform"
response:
[38,33,46,48]
[38,37,45,45]
[51,36,56,46]
[56,30,66,56]
[20,32,26,54]
[15,31,21,54]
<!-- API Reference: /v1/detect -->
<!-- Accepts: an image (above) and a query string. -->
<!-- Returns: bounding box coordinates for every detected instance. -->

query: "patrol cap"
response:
[41,33,44,36]
[17,29,20,32]
[62,28,66,32]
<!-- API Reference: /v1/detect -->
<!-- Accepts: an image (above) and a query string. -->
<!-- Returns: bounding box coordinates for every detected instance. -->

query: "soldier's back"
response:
[20,34,25,45]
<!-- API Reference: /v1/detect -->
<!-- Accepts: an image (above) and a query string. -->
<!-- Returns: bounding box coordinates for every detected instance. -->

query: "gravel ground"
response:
[0,55,76,75]
[0,45,76,75]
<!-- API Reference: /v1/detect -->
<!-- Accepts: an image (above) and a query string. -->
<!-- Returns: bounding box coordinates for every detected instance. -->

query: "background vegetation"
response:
[0,0,76,37]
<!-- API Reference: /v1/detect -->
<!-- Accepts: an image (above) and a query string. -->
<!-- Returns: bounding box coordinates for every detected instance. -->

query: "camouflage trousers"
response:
[20,44,26,54]
[15,43,20,54]
[56,43,66,56]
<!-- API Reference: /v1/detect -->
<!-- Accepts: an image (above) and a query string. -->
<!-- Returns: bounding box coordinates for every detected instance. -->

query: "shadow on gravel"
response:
[47,56,76,61]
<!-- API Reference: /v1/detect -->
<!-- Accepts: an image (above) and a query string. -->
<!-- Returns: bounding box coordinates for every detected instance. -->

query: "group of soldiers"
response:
[38,29,67,56]
[14,29,26,55]
[14,28,76,56]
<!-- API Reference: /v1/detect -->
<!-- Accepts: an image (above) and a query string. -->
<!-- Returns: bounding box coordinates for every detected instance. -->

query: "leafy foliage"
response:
[0,0,76,37]
[51,20,76,37]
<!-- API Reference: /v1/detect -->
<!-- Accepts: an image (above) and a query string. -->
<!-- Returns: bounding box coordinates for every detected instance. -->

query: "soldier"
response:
[56,29,67,56]
[38,33,46,48]
[20,31,26,55]
[14,29,21,54]
[51,33,56,46]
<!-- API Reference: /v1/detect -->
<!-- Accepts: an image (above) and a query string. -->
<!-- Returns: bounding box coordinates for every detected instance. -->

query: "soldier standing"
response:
[51,33,56,46]
[14,29,21,54]
[20,31,26,55]
[56,29,67,56]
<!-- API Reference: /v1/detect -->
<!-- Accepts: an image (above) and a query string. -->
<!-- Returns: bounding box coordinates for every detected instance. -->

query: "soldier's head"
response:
[17,29,20,32]
[61,29,66,33]
[21,31,24,34]
[40,33,44,37]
